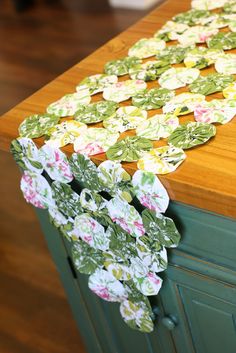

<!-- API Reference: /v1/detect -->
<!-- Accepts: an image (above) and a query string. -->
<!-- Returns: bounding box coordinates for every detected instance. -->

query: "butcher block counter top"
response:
[0,0,235,218]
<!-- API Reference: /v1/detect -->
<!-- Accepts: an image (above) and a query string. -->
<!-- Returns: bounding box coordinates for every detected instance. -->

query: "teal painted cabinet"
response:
[36,201,236,353]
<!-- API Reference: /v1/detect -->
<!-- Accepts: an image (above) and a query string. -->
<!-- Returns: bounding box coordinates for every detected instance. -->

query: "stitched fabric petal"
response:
[47,91,91,117]
[154,20,189,41]
[156,44,194,64]
[223,82,236,99]
[189,73,234,95]
[136,113,179,140]
[128,60,170,81]
[11,138,43,173]
[106,136,153,162]
[76,74,118,95]
[163,92,205,116]
[19,114,60,138]
[132,170,169,214]
[104,56,142,76]
[132,88,175,110]
[184,46,224,69]
[120,300,154,333]
[137,146,186,174]
[103,106,147,133]
[194,99,236,124]
[74,128,119,156]
[177,26,218,45]
[39,145,73,183]
[72,241,104,274]
[128,38,166,59]
[45,120,87,148]
[74,101,118,124]
[173,9,213,25]
[103,79,147,103]
[191,0,228,10]
[158,67,200,89]
[207,32,236,49]
[133,271,163,296]
[20,171,55,209]
[88,268,128,302]
[168,121,216,149]
[215,54,236,74]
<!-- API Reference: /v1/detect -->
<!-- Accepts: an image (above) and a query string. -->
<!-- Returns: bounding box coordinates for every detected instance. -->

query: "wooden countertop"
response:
[0,0,236,218]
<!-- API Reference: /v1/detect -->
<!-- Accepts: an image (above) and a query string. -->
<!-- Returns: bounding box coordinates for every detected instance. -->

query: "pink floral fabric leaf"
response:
[194,99,236,124]
[20,171,55,209]
[88,268,128,302]
[39,145,73,183]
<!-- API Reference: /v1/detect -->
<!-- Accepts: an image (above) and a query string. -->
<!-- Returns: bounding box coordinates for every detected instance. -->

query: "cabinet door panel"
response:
[160,266,236,353]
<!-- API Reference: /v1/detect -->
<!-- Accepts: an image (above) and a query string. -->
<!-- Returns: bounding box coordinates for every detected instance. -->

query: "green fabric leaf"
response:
[69,153,101,192]
[168,121,216,149]
[51,181,83,218]
[207,32,236,50]
[72,241,104,274]
[74,101,118,124]
[157,45,193,64]
[189,73,234,95]
[76,74,118,95]
[18,114,60,138]
[142,209,181,248]
[172,9,212,25]
[106,136,153,162]
[128,60,170,81]
[132,87,175,110]
[104,56,141,76]
[120,300,154,333]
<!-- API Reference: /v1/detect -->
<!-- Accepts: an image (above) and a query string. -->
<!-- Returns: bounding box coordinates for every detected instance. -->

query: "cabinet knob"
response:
[161,316,177,331]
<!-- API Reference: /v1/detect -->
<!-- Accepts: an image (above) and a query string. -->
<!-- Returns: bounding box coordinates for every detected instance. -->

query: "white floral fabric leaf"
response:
[79,188,107,212]
[128,38,166,59]
[194,99,236,124]
[48,206,73,227]
[132,170,169,214]
[88,268,128,302]
[20,171,55,209]
[76,74,118,95]
[163,92,206,116]
[107,197,145,237]
[103,80,147,103]
[39,145,73,183]
[73,128,119,156]
[71,213,110,251]
[154,20,189,41]
[215,54,236,74]
[104,259,133,281]
[177,26,218,45]
[11,138,43,173]
[120,300,154,333]
[158,67,200,89]
[103,106,147,133]
[223,82,236,99]
[136,113,179,140]
[47,91,91,117]
[133,272,163,296]
[137,146,186,174]
[184,46,224,69]
[46,120,87,148]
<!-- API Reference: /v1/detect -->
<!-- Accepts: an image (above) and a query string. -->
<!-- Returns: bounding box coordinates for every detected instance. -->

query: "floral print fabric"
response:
[11,138,43,173]
[132,88,175,110]
[136,114,179,140]
[103,80,147,103]
[19,114,60,138]
[47,91,91,117]
[104,56,141,76]
[158,67,200,89]
[194,99,236,124]
[163,92,205,116]
[128,38,166,59]
[76,74,118,95]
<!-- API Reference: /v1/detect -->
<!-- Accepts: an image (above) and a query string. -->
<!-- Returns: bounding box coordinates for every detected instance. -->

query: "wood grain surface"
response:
[0,0,236,218]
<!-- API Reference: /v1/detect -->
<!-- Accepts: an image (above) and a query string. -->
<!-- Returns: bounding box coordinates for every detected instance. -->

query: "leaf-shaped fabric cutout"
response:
[223,82,236,99]
[47,91,91,117]
[207,32,236,50]
[11,138,43,173]
[74,101,118,124]
[142,209,181,248]
[132,170,169,214]
[168,121,216,149]
[158,67,200,90]
[163,92,206,116]
[103,106,147,133]
[120,300,154,333]
[173,9,212,25]
[137,146,186,174]
[74,128,119,156]
[184,46,224,69]
[80,188,107,212]
[39,145,73,183]
[128,38,166,59]
[177,25,218,45]
[136,113,179,140]
[156,44,194,64]
[88,268,128,302]
[133,272,163,296]
[19,114,60,138]
[154,20,189,41]
[69,153,101,191]
[70,213,109,250]
[215,54,236,74]
[104,56,142,76]
[128,60,170,81]
[194,99,236,124]
[20,171,55,209]
[132,87,175,110]
[107,197,145,237]
[189,73,234,95]
[76,74,118,95]
[45,120,87,148]
[106,136,153,162]
[51,181,83,218]
[103,79,147,103]
[72,241,104,274]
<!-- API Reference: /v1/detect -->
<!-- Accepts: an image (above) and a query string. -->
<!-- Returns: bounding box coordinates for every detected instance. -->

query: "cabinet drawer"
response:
[167,202,236,271]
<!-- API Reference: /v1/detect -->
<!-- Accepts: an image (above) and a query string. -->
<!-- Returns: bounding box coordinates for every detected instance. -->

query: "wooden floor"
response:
[0,1,150,352]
